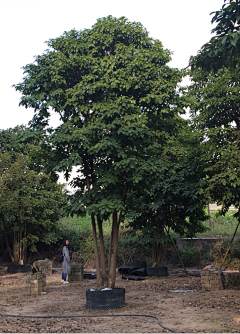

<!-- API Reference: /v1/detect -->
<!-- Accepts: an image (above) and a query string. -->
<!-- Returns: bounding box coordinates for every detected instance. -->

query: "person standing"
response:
[61,239,71,283]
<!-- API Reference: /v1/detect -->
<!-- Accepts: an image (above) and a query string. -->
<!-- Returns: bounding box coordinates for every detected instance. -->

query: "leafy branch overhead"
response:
[190,0,240,72]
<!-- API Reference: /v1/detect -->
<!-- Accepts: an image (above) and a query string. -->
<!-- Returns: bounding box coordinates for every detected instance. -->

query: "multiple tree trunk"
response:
[151,218,168,267]
[2,219,27,264]
[13,226,27,264]
[152,242,167,267]
[91,210,121,288]
[91,209,171,288]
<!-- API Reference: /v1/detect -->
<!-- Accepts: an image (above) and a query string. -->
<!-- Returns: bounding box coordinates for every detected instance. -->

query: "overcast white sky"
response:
[1,0,223,131]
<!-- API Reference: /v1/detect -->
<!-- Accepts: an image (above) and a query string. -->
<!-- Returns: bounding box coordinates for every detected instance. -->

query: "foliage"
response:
[40,211,240,268]
[223,238,240,259]
[212,237,240,269]
[55,216,183,267]
[0,127,67,263]
[126,127,208,265]
[169,248,201,268]
[188,67,240,216]
[190,0,240,72]
[188,1,240,267]
[14,15,184,219]
[14,16,184,286]
[57,215,152,265]
[115,229,152,265]
[58,214,111,263]
[58,215,93,252]
[197,210,239,237]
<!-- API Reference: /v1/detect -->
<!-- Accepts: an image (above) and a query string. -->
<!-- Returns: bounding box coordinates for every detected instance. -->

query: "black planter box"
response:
[125,261,147,268]
[86,288,125,310]
[7,264,31,273]
[146,266,169,277]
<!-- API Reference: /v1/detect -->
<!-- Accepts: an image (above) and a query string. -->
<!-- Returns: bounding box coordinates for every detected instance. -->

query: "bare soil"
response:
[0,270,240,333]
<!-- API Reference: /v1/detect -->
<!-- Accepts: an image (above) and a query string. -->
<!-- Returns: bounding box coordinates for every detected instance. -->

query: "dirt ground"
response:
[1,270,240,333]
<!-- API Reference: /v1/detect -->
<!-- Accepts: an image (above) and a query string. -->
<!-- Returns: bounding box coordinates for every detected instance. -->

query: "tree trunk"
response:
[13,229,25,264]
[152,218,166,266]
[19,231,23,264]
[237,120,240,158]
[97,216,108,287]
[108,210,120,288]
[207,204,212,228]
[107,228,113,272]
[13,230,19,263]
[91,213,102,288]
[152,242,166,266]
[4,230,14,262]
[23,222,27,263]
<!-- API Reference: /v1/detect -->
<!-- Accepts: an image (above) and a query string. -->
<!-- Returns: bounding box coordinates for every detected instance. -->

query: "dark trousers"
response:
[62,272,67,281]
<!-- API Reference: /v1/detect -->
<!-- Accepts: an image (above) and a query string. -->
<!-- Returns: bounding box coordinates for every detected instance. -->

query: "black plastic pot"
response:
[86,288,125,311]
[146,266,169,277]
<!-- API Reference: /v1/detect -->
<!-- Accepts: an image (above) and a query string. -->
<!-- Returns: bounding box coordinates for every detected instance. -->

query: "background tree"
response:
[189,0,240,264]
[126,128,207,266]
[0,127,67,264]
[188,67,240,222]
[14,16,184,287]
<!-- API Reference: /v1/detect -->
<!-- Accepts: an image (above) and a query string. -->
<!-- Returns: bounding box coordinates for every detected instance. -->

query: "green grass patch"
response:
[197,210,239,237]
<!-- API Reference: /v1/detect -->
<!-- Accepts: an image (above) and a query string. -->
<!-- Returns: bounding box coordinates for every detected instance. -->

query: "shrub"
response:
[57,215,95,262]
[211,237,240,269]
[169,248,200,267]
[116,233,152,266]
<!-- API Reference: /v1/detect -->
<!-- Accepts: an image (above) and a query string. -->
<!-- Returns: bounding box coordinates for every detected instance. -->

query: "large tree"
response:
[14,16,184,287]
[0,127,67,264]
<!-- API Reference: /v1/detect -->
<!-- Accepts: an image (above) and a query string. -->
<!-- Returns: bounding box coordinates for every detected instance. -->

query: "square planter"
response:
[86,288,125,310]
[146,266,169,277]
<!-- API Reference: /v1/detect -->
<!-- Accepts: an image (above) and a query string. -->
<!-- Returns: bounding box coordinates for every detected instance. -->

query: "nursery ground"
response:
[0,270,240,333]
